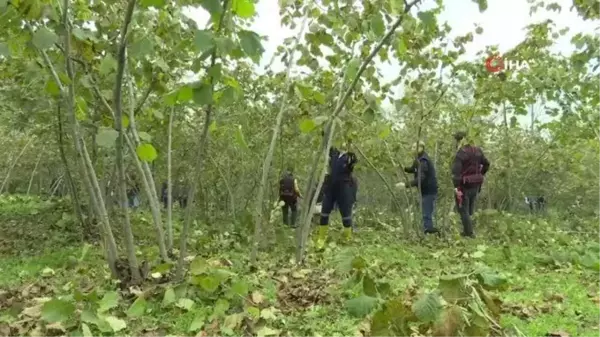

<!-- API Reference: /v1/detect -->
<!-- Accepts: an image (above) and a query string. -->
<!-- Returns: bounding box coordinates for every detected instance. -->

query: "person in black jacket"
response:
[451,131,490,238]
[397,141,439,234]
[279,167,302,227]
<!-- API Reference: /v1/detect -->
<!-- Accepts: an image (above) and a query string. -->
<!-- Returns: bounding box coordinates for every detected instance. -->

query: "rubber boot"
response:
[316,226,328,249]
[343,227,352,242]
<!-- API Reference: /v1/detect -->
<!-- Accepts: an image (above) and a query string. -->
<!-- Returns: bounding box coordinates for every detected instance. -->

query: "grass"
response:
[0,196,598,336]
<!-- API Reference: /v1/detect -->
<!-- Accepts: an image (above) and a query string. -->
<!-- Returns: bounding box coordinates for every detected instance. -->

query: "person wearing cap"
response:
[451,131,491,238]
[396,141,439,234]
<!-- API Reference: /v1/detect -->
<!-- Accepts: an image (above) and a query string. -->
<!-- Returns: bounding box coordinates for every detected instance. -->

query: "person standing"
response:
[396,141,439,234]
[317,141,358,247]
[279,167,302,227]
[451,131,491,238]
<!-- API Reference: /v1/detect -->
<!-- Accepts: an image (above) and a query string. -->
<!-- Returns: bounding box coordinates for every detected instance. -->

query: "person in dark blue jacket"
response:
[317,141,358,248]
[397,141,439,234]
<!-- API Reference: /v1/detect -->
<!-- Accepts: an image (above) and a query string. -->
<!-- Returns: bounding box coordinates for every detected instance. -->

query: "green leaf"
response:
[370,13,385,37]
[190,257,208,275]
[294,83,313,100]
[32,27,58,50]
[126,297,146,318]
[193,84,213,105]
[411,292,442,323]
[238,30,264,63]
[299,119,316,133]
[104,316,126,332]
[363,275,378,297]
[256,326,280,337]
[351,255,367,270]
[129,36,154,58]
[345,58,360,81]
[177,85,193,102]
[213,298,230,317]
[98,291,119,313]
[198,275,220,292]
[96,127,118,148]
[438,274,469,303]
[176,298,195,311]
[234,0,255,18]
[200,0,223,15]
[0,42,9,57]
[99,54,117,75]
[194,30,215,53]
[164,91,178,107]
[396,37,407,56]
[81,323,93,337]
[476,270,508,290]
[41,299,75,323]
[162,287,176,307]
[208,63,223,81]
[378,125,391,139]
[345,295,378,317]
[417,11,436,30]
[80,309,99,325]
[45,79,61,96]
[188,312,206,332]
[136,143,158,162]
[230,280,249,296]
[140,0,166,8]
[122,115,130,129]
[472,0,488,12]
[138,132,152,142]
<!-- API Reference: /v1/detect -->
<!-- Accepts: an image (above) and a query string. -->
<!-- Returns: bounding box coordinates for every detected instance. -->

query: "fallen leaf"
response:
[251,291,264,304]
[546,331,570,337]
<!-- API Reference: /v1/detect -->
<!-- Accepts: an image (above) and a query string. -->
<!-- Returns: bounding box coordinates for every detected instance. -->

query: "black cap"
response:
[453,131,467,141]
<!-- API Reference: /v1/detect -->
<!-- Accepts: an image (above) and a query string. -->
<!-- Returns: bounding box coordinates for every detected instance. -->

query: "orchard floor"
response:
[0,198,598,336]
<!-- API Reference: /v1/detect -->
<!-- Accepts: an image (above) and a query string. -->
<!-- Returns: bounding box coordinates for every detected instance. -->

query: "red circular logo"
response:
[485,55,504,73]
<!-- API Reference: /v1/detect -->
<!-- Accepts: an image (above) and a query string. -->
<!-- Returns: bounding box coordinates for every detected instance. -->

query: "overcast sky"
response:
[183,0,598,126]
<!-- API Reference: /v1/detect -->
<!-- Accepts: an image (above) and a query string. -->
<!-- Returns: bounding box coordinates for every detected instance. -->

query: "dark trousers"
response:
[281,196,297,227]
[455,187,479,236]
[421,194,437,231]
[320,181,354,228]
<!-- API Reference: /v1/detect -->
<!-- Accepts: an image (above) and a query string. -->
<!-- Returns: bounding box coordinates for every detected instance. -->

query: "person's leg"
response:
[281,201,290,226]
[290,200,298,227]
[468,188,478,216]
[421,194,436,233]
[455,189,474,237]
[317,187,336,248]
[338,182,354,240]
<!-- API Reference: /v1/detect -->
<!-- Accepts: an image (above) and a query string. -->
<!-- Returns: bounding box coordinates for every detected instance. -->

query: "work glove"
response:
[395,182,406,188]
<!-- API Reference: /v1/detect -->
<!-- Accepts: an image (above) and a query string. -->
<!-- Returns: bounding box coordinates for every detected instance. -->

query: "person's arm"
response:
[451,151,464,188]
[480,149,490,175]
[347,152,358,171]
[409,159,428,187]
[404,160,416,173]
[294,179,302,198]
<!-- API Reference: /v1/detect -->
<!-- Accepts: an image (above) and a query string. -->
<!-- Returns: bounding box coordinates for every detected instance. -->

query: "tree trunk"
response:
[166,107,174,251]
[502,102,512,210]
[58,0,119,276]
[55,104,86,226]
[250,9,309,264]
[295,3,420,262]
[27,146,44,195]
[0,137,33,194]
[113,0,141,282]
[175,0,230,280]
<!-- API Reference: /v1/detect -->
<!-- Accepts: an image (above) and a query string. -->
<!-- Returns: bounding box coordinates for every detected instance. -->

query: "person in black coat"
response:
[397,141,439,234]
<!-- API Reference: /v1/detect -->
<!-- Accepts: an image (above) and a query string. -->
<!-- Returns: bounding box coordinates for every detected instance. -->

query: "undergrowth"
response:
[0,195,598,336]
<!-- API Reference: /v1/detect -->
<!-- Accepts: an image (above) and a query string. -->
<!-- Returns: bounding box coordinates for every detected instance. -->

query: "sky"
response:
[182,0,598,127]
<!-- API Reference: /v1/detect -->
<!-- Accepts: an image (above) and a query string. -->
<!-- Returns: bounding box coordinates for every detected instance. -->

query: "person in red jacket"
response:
[451,131,490,238]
